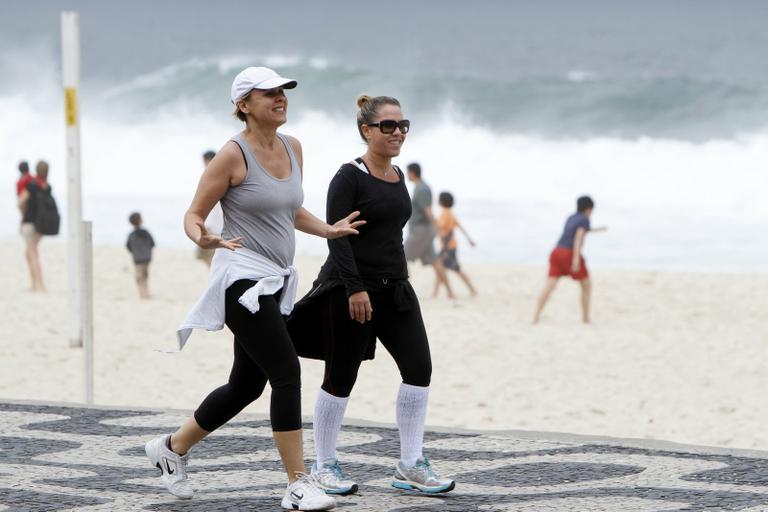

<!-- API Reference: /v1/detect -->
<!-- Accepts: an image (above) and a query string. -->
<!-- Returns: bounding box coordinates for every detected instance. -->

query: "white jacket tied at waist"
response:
[176,247,298,349]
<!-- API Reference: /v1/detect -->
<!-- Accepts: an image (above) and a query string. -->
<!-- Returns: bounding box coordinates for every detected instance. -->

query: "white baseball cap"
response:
[230,66,297,104]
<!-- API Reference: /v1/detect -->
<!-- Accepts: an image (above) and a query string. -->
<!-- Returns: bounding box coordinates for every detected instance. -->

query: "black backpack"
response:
[33,185,61,236]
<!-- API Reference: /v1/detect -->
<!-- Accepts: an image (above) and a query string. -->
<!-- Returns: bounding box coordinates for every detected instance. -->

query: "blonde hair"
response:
[36,160,49,180]
[233,91,252,122]
[356,94,401,143]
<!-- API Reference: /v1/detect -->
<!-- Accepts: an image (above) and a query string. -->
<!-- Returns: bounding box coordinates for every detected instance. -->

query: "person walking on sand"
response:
[404,162,455,299]
[533,195,606,324]
[126,212,155,299]
[195,150,223,267]
[144,66,364,511]
[287,95,455,497]
[17,161,56,292]
[435,191,477,297]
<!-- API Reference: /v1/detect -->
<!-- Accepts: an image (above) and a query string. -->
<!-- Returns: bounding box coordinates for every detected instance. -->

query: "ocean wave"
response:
[99,54,331,100]
[3,45,768,140]
[85,57,768,140]
[1,96,767,269]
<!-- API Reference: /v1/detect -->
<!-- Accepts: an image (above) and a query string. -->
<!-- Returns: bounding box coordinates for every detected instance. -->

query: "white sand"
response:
[1,240,766,451]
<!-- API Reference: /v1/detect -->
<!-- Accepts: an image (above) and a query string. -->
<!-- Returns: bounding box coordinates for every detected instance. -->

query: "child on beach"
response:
[533,195,606,324]
[126,212,155,299]
[435,191,477,297]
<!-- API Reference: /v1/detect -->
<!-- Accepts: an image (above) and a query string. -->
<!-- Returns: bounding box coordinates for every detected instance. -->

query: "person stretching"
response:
[533,195,606,324]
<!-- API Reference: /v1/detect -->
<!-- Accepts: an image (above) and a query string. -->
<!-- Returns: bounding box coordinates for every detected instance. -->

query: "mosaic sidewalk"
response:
[1,401,767,511]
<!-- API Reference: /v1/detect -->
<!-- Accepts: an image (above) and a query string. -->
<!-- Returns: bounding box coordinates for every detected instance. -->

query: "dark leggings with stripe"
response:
[194,279,302,432]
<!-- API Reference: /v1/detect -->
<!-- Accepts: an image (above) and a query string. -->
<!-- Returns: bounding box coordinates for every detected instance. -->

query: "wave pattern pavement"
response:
[1,402,768,511]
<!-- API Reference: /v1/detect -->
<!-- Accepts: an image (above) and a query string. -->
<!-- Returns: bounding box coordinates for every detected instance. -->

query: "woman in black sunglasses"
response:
[288,95,455,496]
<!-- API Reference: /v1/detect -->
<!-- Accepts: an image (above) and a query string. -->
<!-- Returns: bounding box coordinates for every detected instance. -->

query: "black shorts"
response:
[440,248,461,272]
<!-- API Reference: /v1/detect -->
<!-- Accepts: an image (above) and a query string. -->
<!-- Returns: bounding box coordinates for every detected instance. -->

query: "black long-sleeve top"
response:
[316,160,412,296]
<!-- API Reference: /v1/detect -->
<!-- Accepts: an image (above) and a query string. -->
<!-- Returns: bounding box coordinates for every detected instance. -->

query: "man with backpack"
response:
[17,160,60,292]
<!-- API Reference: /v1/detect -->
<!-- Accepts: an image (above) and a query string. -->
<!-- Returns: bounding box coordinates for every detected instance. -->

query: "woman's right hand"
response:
[195,221,243,251]
[348,291,372,323]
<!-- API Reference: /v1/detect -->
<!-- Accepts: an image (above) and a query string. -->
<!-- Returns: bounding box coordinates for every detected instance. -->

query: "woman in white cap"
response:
[144,67,363,511]
[288,94,455,496]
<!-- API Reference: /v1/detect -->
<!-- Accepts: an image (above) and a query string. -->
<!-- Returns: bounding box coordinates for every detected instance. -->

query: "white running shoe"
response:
[392,456,455,494]
[144,434,194,499]
[311,459,358,495]
[281,473,336,511]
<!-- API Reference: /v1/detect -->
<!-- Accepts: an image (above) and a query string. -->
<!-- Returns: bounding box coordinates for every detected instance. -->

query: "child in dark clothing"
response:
[126,212,155,299]
[533,196,606,324]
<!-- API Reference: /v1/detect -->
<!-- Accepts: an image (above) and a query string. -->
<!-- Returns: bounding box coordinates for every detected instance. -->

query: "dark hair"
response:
[202,150,216,162]
[233,91,252,122]
[438,192,454,208]
[356,94,401,143]
[18,161,29,174]
[577,195,594,213]
[406,162,421,178]
[128,212,142,227]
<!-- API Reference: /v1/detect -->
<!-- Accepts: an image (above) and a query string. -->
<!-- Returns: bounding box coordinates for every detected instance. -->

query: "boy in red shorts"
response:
[533,196,606,324]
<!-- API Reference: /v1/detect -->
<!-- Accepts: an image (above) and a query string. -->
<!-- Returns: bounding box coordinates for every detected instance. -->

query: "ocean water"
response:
[1,0,767,271]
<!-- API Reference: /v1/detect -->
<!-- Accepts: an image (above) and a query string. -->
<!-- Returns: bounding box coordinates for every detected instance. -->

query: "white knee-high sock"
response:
[396,383,429,467]
[313,388,349,468]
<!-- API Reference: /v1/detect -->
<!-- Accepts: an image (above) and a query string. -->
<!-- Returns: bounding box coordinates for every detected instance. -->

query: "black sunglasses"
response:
[366,119,410,134]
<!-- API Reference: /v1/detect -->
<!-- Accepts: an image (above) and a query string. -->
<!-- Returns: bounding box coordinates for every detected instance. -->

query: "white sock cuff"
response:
[317,388,350,406]
[399,383,429,396]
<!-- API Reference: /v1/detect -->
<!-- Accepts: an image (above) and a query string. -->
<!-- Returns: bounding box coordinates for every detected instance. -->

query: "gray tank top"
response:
[220,132,304,267]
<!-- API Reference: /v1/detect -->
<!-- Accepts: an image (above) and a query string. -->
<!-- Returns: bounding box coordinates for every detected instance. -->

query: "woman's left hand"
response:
[327,211,366,239]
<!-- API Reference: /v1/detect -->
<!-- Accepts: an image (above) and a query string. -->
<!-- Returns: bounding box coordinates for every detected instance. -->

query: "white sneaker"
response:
[281,473,336,511]
[144,434,194,499]
[392,456,455,494]
[311,459,358,495]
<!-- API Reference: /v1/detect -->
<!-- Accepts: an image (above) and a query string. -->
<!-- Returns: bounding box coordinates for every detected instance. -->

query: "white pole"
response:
[82,221,94,405]
[62,12,83,348]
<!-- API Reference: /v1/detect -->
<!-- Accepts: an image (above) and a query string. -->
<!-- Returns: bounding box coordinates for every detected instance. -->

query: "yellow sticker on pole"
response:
[65,87,78,126]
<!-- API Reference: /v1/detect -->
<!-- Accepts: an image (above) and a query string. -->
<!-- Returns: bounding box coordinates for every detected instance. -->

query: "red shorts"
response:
[548,247,589,280]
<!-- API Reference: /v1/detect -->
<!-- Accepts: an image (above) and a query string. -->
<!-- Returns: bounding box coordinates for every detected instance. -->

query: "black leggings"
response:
[312,284,432,398]
[194,280,301,432]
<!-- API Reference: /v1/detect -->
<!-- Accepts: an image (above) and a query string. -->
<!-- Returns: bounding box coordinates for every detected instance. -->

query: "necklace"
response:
[361,158,391,178]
